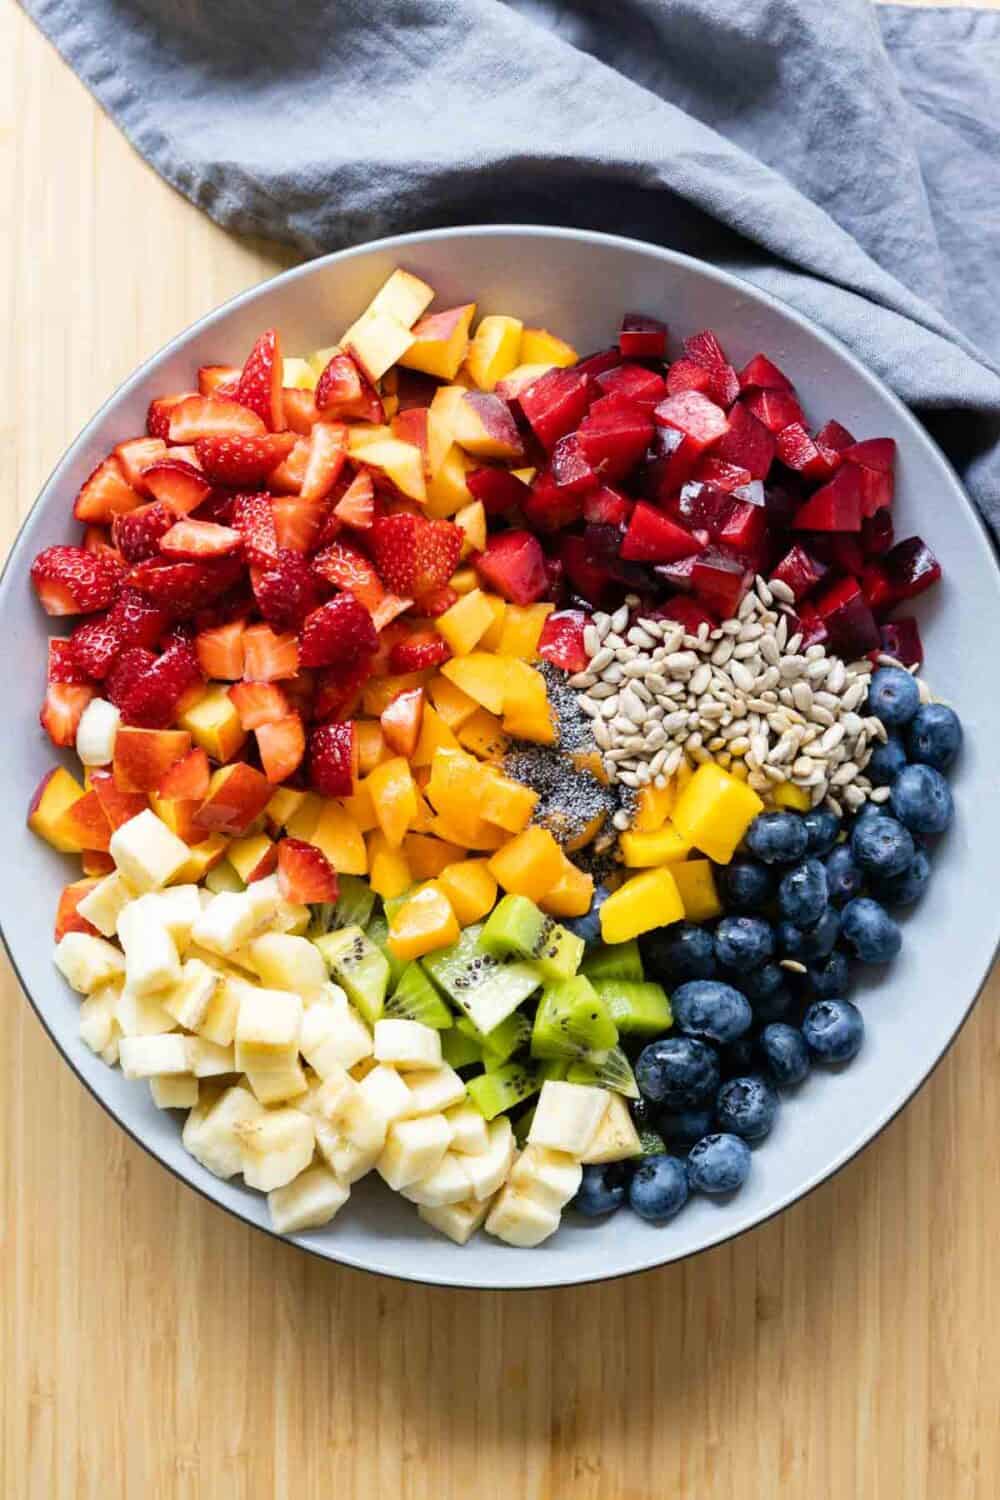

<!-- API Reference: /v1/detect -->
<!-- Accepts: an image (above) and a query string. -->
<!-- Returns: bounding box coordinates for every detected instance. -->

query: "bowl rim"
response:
[3,222,998,1291]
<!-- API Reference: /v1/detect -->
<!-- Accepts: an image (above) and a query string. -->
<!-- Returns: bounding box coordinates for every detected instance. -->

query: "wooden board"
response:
[2,3,999,1495]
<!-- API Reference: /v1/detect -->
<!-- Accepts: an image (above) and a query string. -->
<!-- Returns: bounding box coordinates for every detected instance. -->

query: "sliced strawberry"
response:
[73,457,142,523]
[271,495,329,553]
[164,445,203,469]
[195,619,246,679]
[128,555,244,613]
[31,546,123,616]
[242,624,300,682]
[107,647,157,710]
[194,432,296,487]
[168,395,267,444]
[313,660,371,722]
[315,351,384,423]
[40,682,95,746]
[412,585,458,618]
[538,610,589,672]
[142,459,213,516]
[257,714,306,784]
[276,836,338,903]
[69,615,121,679]
[370,593,413,632]
[147,394,194,440]
[267,435,311,494]
[229,492,280,565]
[114,437,168,494]
[299,594,377,670]
[48,638,91,684]
[308,722,358,797]
[116,640,203,729]
[107,586,173,651]
[389,630,451,673]
[381,687,424,758]
[158,746,211,801]
[235,330,284,431]
[112,502,175,563]
[300,422,348,503]
[312,538,385,613]
[198,364,242,397]
[334,469,375,529]
[371,514,462,598]
[160,519,242,559]
[251,549,319,631]
[282,387,320,434]
[82,525,119,559]
[229,680,291,730]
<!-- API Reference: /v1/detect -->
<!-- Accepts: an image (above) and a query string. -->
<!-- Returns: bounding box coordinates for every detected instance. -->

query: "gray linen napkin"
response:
[21,0,1000,534]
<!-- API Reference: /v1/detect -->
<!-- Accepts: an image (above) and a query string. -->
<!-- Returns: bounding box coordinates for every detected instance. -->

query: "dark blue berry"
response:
[635,1037,720,1110]
[825,844,865,904]
[840,897,902,963]
[891,764,954,835]
[778,858,829,927]
[745,811,809,865]
[713,916,774,972]
[719,857,774,913]
[716,1074,779,1141]
[687,1133,751,1194]
[801,809,840,856]
[561,884,608,946]
[671,979,753,1043]
[628,1154,689,1222]
[906,702,962,772]
[718,1036,758,1079]
[751,982,795,1025]
[802,998,864,1062]
[854,800,888,824]
[759,1023,811,1087]
[640,922,716,985]
[778,905,840,961]
[740,960,786,1003]
[659,1106,714,1146]
[872,847,931,908]
[850,815,915,878]
[867,666,920,726]
[868,734,907,786]
[574,1161,630,1216]
[807,950,850,997]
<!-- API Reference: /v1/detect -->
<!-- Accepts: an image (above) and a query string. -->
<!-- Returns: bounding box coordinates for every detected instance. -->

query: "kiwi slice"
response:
[384,962,453,1029]
[205,862,244,895]
[530,976,618,1062]
[567,1046,639,1099]
[309,874,376,937]
[581,940,644,984]
[441,1026,484,1071]
[421,925,541,1035]
[480,894,585,981]
[638,1126,667,1156]
[467,1061,541,1121]
[512,1104,536,1144]
[365,911,407,990]
[315,925,390,1025]
[456,1010,531,1066]
[591,979,672,1038]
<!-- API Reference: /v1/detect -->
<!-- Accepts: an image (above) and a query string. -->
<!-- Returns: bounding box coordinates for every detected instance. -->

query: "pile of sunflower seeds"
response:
[568,576,911,821]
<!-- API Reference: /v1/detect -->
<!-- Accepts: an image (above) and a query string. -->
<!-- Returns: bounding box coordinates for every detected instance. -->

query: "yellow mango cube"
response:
[772,781,811,812]
[670,859,722,922]
[428,674,479,729]
[436,589,495,656]
[519,327,579,367]
[411,704,461,768]
[600,868,684,944]
[430,813,508,851]
[478,594,507,652]
[285,792,323,841]
[366,757,419,848]
[387,883,460,960]
[441,653,511,716]
[619,825,691,868]
[178,684,247,763]
[454,500,487,556]
[457,708,509,761]
[481,768,538,833]
[438,859,498,926]
[362,671,427,717]
[449,567,479,597]
[367,832,413,899]
[488,827,563,903]
[672,762,765,864]
[356,720,390,775]
[265,786,308,830]
[340,781,378,835]
[424,747,489,844]
[539,857,594,919]
[466,314,524,390]
[633,780,676,832]
[404,833,465,880]
[310,801,368,875]
[497,603,554,660]
[501,660,555,745]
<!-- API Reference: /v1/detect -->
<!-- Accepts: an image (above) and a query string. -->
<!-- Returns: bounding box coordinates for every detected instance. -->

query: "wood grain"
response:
[3,4,999,1496]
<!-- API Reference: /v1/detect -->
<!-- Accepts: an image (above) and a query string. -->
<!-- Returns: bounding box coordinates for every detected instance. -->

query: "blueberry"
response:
[801,810,840,856]
[867,666,920,727]
[641,922,716,984]
[745,811,809,865]
[891,764,954,835]
[802,999,864,1062]
[750,981,795,1025]
[671,979,753,1043]
[713,916,774,972]
[868,733,908,787]
[562,884,609,946]
[719,858,774,913]
[807,950,850,997]
[718,1036,759,1079]
[574,1161,630,1216]
[825,844,865,904]
[740,960,786,1003]
[687,1133,752,1194]
[635,1037,721,1110]
[850,815,915,878]
[906,703,962,772]
[778,905,840,961]
[759,1023,811,1087]
[854,800,889,826]
[778,858,829,927]
[659,1106,715,1146]
[715,1074,779,1141]
[873,847,931,908]
[628,1154,689,1222]
[840,897,902,963]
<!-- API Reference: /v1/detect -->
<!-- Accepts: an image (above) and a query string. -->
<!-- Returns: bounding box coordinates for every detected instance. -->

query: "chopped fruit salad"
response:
[29,268,962,1248]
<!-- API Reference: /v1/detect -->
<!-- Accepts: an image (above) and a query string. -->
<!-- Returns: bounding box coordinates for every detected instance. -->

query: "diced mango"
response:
[501,660,555,744]
[430,813,508,851]
[519,328,579,367]
[178,684,247,763]
[481,769,538,833]
[282,356,317,390]
[399,304,476,381]
[356,720,390,775]
[600,868,684,944]
[409,788,436,834]
[340,781,377,835]
[404,833,465,880]
[171,833,228,885]
[449,567,479,597]
[488,827,563,903]
[457,708,509,761]
[28,767,87,853]
[354,439,425,503]
[285,792,323,842]
[438,859,498,926]
[227,833,276,884]
[454,500,487,557]
[440,653,510,716]
[149,794,203,846]
[466,315,523,391]
[411,704,461,767]
[671,762,765,865]
[362,671,428,717]
[497,603,554,661]
[310,801,368,875]
[633,780,676,833]
[436,589,495,657]
[670,859,723,922]
[539,857,594,919]
[265,786,308,830]
[424,748,489,844]
[428,674,479,729]
[772,781,811,812]
[387,882,460,960]
[478,594,507,652]
[619,825,691,868]
[367,832,413,899]
[366,757,419,848]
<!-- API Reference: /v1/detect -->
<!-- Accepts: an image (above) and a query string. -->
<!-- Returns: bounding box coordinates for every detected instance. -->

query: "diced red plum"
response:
[853,462,894,517]
[730,480,765,509]
[883,537,941,600]
[842,438,895,473]
[543,555,565,605]
[737,354,794,393]
[641,424,698,498]
[649,595,718,633]
[666,358,713,398]
[519,368,592,450]
[693,457,752,492]
[550,433,599,494]
[595,363,667,410]
[861,510,894,557]
[814,577,880,657]
[559,534,615,607]
[395,369,440,411]
[859,561,895,614]
[574,348,622,379]
[814,419,856,452]
[770,544,827,601]
[537,610,589,672]
[522,471,585,533]
[712,402,776,480]
[796,603,829,649]
[775,422,841,482]
[621,503,704,563]
[682,331,739,408]
[467,466,531,517]
[675,482,734,534]
[742,389,805,435]
[691,548,753,619]
[475,530,549,604]
[812,532,866,576]
[653,555,698,593]
[653,390,729,457]
[792,464,863,532]
[582,486,633,528]
[880,618,923,669]
[619,313,668,360]
[577,394,654,480]
[716,500,768,559]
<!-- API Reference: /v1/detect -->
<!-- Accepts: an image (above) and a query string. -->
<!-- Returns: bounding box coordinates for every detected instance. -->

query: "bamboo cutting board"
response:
[3,4,999,1495]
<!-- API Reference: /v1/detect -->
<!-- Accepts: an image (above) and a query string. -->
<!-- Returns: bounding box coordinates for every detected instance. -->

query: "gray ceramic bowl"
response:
[3,226,998,1289]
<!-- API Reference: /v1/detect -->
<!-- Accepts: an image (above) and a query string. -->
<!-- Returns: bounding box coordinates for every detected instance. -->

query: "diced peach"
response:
[454,500,487,557]
[466,315,523,391]
[80,850,116,877]
[540,857,594,919]
[265,786,309,831]
[255,714,306,784]
[390,407,429,455]
[113,727,192,793]
[364,268,435,329]
[227,832,278,884]
[54,878,101,941]
[362,671,427,718]
[158,746,211,802]
[171,833,229,885]
[177,685,247,763]
[284,792,323,842]
[27,767,87,853]
[194,763,272,836]
[481,768,538,833]
[440,653,510,715]
[403,833,465,880]
[398,304,476,381]
[52,790,112,853]
[366,757,419,848]
[309,800,368,876]
[409,787,436,834]
[387,882,460,960]
[436,589,495,656]
[89,768,147,831]
[367,831,413,900]
[341,310,415,384]
[428,674,479,729]
[497,603,554,660]
[425,444,474,519]
[195,620,246,680]
[495,364,555,401]
[381,687,424,759]
[356,438,426,503]
[437,859,497,926]
[519,328,579,367]
[456,708,508,761]
[451,392,523,461]
[488,827,563,903]
[411,704,460,768]
[427,387,468,472]
[149,794,206,846]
